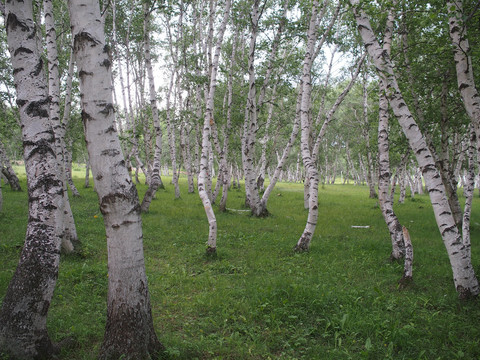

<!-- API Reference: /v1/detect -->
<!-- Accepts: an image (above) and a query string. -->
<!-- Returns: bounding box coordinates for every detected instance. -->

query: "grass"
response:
[1,166,480,359]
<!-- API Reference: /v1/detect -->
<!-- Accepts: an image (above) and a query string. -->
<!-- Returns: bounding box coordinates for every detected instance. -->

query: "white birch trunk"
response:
[198,0,231,254]
[219,31,238,211]
[400,226,413,285]
[295,1,320,251]
[376,2,406,259]
[68,0,164,357]
[0,1,64,357]
[44,0,78,252]
[351,0,479,297]
[462,127,476,263]
[141,2,165,212]
[241,0,265,216]
[361,73,377,198]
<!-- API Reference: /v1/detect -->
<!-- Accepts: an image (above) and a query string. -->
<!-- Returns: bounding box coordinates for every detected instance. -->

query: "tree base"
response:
[456,285,478,300]
[398,275,413,289]
[293,242,310,253]
[205,246,217,258]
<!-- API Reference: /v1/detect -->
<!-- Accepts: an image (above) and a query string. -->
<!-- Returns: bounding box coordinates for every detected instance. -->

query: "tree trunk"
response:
[219,30,238,211]
[295,1,320,251]
[69,0,165,358]
[0,1,64,357]
[198,0,231,254]
[241,0,266,216]
[399,226,413,285]
[62,40,81,199]
[351,0,479,298]
[45,0,79,252]
[462,127,476,263]
[141,1,165,212]
[377,15,406,256]
[85,157,91,188]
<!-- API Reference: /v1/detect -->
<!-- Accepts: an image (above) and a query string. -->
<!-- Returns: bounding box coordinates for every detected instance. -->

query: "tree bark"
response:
[68,0,165,358]
[0,1,64,357]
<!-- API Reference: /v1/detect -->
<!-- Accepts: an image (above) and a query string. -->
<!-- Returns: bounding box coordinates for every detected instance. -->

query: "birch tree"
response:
[350,0,479,298]
[68,0,165,357]
[44,0,78,253]
[198,0,231,254]
[141,0,165,212]
[0,0,65,357]
[377,0,405,260]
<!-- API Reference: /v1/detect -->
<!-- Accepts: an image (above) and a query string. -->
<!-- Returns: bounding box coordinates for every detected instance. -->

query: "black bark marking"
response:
[78,70,94,79]
[81,110,93,123]
[458,82,469,92]
[25,98,49,118]
[74,31,100,51]
[30,59,43,77]
[101,58,111,69]
[14,46,33,56]
[105,125,116,134]
[13,67,24,75]
[441,225,457,235]
[6,13,29,33]
[99,103,115,116]
[24,137,56,161]
[17,98,27,107]
[99,185,140,216]
[101,149,120,157]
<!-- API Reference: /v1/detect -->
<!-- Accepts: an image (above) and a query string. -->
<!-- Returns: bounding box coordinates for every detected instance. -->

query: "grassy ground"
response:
[1,167,479,359]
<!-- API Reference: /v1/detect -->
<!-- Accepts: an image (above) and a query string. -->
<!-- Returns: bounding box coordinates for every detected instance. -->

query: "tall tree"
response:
[68,0,165,357]
[0,0,65,357]
[44,0,78,253]
[141,0,165,213]
[377,0,406,260]
[198,0,231,254]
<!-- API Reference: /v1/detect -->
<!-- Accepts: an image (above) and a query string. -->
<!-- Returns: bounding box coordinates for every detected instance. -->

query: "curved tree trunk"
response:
[0,1,64,357]
[68,0,165,358]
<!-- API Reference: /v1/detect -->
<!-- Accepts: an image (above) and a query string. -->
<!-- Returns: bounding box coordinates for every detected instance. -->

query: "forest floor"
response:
[1,166,480,359]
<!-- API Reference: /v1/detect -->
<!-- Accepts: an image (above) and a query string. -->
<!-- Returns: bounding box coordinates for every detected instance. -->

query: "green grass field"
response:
[1,166,479,359]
